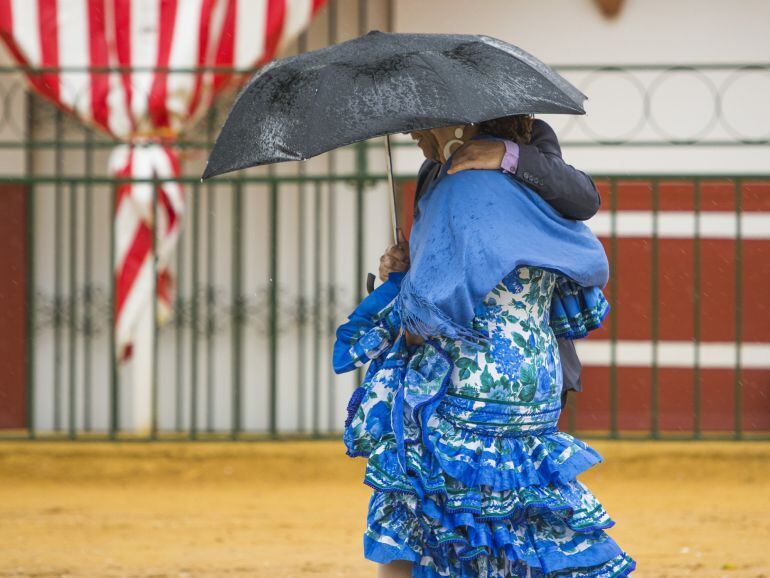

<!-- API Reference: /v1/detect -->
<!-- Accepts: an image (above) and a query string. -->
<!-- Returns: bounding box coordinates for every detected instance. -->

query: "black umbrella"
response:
[203,31,586,291]
[203,30,585,181]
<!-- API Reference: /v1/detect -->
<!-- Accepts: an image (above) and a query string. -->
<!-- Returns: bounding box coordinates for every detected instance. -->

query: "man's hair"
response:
[477,114,534,145]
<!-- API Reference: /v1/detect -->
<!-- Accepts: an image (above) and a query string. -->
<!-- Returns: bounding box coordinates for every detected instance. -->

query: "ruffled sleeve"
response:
[549,277,610,339]
[333,272,404,374]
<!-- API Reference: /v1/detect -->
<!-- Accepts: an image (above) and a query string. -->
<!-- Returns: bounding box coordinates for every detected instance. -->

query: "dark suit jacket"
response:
[412,119,600,400]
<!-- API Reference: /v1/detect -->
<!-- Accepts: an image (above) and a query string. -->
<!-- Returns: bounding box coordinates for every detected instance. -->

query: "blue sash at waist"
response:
[436,392,561,437]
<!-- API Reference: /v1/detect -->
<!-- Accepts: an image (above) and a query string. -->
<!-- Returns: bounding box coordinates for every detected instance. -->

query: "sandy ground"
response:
[0,440,768,578]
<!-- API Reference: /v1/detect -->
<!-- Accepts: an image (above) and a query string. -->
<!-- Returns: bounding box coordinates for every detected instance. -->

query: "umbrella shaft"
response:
[385,134,399,244]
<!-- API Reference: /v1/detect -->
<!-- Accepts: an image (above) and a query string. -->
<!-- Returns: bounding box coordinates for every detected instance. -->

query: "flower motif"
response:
[537,364,552,393]
[364,400,391,439]
[502,269,524,294]
[489,329,524,377]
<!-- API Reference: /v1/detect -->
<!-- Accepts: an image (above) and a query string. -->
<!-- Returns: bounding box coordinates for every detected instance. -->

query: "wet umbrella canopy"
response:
[202,30,587,180]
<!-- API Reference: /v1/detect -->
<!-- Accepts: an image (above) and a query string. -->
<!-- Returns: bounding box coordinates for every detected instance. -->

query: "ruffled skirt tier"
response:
[344,341,635,577]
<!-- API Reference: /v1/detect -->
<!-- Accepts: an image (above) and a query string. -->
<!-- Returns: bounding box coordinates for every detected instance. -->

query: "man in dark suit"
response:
[379,118,601,408]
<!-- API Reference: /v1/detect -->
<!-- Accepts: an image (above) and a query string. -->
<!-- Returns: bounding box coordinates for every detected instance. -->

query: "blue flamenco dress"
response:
[334,160,635,577]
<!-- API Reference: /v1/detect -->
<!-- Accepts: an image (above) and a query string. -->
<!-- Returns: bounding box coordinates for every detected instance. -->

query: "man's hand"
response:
[378,230,410,282]
[446,139,505,174]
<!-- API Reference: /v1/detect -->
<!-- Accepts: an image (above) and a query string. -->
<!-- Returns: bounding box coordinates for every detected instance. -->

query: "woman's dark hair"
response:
[477,114,534,145]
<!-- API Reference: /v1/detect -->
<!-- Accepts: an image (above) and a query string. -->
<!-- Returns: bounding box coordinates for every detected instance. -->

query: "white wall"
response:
[393,0,770,175]
[396,0,770,65]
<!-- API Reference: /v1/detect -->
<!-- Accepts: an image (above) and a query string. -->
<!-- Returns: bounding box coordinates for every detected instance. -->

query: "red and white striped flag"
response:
[1,0,325,362]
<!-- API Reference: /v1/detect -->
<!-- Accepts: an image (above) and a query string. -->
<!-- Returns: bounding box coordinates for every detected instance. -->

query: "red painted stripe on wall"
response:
[592,236,770,343]
[563,366,770,433]
[0,185,28,429]
[595,180,770,212]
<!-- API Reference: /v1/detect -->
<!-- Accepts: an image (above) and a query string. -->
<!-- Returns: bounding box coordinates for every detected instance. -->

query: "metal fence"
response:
[0,61,768,441]
[10,172,383,441]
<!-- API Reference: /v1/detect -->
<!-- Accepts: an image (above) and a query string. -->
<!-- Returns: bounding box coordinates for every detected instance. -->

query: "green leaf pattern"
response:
[437,266,562,407]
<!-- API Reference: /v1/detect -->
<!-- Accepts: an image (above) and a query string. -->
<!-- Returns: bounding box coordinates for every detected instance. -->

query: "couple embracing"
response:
[336,115,634,578]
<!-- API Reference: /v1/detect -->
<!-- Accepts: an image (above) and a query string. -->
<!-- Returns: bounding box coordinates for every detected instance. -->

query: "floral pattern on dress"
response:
[344,266,635,577]
[448,267,562,407]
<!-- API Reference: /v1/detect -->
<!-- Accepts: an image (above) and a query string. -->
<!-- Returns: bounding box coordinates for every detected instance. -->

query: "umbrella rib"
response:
[413,51,469,126]
[481,37,586,110]
[388,32,468,127]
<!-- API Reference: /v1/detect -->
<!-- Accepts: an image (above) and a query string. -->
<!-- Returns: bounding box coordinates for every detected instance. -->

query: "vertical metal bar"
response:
[68,182,78,439]
[295,32,308,434]
[734,178,743,440]
[324,0,338,436]
[350,0,369,430]
[650,179,659,439]
[206,184,216,433]
[609,179,618,439]
[190,182,201,439]
[231,179,243,439]
[175,188,186,433]
[269,177,279,437]
[346,143,366,430]
[297,176,307,432]
[150,177,159,440]
[312,181,322,437]
[693,178,702,439]
[354,0,368,307]
[329,172,341,431]
[25,91,36,439]
[83,128,94,432]
[205,109,217,433]
[358,0,367,33]
[109,169,119,439]
[53,109,63,433]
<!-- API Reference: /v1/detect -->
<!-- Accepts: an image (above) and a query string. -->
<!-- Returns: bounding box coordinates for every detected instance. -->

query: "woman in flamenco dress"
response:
[334,116,636,578]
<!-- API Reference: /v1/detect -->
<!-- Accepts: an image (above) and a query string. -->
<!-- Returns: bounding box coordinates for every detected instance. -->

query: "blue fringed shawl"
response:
[397,159,610,344]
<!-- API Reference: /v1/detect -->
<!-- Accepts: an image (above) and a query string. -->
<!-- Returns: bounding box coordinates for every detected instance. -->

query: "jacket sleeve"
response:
[514,119,601,221]
[557,337,582,393]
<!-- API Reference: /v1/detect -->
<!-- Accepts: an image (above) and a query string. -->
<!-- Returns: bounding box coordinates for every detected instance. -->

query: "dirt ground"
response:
[0,440,768,578]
